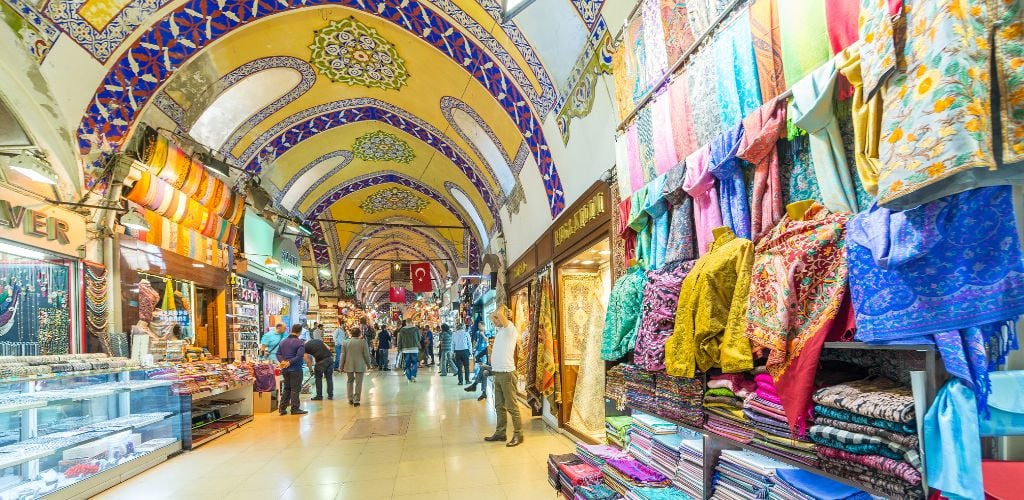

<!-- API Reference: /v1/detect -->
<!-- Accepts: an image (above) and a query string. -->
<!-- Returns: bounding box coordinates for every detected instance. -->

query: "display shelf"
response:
[0,366,153,385]
[0,380,174,416]
[623,403,899,499]
[190,429,227,449]
[823,342,935,351]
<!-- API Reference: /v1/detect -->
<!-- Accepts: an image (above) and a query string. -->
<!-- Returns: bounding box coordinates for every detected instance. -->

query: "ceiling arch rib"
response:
[76,1,566,216]
[352,245,445,287]
[189,68,303,149]
[338,221,461,272]
[446,182,491,249]
[275,150,353,210]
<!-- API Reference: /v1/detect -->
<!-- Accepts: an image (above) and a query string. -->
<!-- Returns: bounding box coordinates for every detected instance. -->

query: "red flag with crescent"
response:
[410,262,432,293]
[389,286,406,303]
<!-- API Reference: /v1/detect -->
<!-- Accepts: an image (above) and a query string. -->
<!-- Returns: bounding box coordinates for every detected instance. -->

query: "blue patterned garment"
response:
[708,123,750,239]
[643,174,671,270]
[714,10,763,129]
[663,161,698,264]
[848,186,1024,408]
[601,266,650,361]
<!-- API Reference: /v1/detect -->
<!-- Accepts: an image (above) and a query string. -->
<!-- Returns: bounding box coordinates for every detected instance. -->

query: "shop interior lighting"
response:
[285,220,315,237]
[581,260,595,265]
[0,242,47,260]
[120,209,151,231]
[5,151,57,185]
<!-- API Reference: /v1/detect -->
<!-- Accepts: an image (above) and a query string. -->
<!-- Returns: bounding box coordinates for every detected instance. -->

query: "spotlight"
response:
[120,209,150,231]
[7,152,57,184]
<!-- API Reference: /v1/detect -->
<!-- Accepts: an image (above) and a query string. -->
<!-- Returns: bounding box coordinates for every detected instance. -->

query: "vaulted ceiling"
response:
[1,0,616,300]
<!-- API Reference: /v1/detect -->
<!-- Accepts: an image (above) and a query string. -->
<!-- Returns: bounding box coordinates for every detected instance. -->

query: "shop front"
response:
[239,211,303,342]
[550,181,613,443]
[506,245,538,405]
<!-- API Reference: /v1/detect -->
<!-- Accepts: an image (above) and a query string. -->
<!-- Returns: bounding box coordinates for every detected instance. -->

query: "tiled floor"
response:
[97,366,575,499]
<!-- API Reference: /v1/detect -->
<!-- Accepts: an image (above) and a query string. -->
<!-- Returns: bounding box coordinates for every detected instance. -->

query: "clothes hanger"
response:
[786,200,816,220]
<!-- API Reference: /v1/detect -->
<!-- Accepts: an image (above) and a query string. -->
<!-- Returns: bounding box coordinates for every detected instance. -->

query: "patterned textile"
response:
[637,107,658,182]
[808,425,921,468]
[814,404,916,434]
[789,58,860,214]
[651,90,679,176]
[745,203,850,433]
[630,188,653,267]
[713,11,763,129]
[626,123,644,193]
[813,378,915,424]
[568,279,608,441]
[663,161,698,264]
[817,445,921,484]
[665,227,754,377]
[737,97,787,242]
[655,374,705,426]
[836,42,882,197]
[682,145,723,256]
[686,49,723,145]
[779,0,832,87]
[605,366,628,410]
[560,273,602,363]
[643,174,671,269]
[642,0,670,83]
[660,0,696,63]
[601,267,649,361]
[709,124,751,239]
[668,72,700,160]
[525,278,541,404]
[780,135,823,205]
[820,458,924,498]
[634,261,696,371]
[686,0,727,34]
[628,15,650,99]
[867,0,1024,209]
[815,416,918,448]
[535,272,560,404]
[748,0,786,102]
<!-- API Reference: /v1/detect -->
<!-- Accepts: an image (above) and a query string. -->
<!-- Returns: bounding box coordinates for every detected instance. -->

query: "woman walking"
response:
[340,327,372,406]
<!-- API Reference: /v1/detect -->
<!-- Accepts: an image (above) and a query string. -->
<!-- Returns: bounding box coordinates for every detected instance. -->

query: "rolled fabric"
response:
[180,157,203,197]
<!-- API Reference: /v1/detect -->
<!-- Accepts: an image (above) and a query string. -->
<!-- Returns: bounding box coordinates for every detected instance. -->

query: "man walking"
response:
[452,319,472,385]
[438,324,455,375]
[359,318,376,369]
[340,327,372,406]
[377,326,391,370]
[333,323,346,372]
[396,320,421,382]
[277,324,308,415]
[484,306,523,446]
[304,334,334,400]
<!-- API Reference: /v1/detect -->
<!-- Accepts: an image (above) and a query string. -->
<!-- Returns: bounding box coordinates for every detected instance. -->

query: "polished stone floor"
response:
[97,365,575,500]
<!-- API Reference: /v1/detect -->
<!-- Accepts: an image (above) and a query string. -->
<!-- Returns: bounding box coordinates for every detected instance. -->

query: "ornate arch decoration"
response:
[275,150,354,209]
[444,181,493,248]
[338,222,461,271]
[75,0,566,216]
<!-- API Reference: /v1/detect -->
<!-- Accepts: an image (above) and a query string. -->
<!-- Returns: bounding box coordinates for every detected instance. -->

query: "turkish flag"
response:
[389,286,406,303]
[410,262,432,293]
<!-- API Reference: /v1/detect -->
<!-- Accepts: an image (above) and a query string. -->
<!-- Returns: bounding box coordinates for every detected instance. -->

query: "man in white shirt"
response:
[333,325,346,371]
[483,305,523,447]
[452,320,473,385]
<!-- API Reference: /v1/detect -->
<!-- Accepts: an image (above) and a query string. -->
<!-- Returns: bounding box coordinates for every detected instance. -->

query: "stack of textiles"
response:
[606,416,633,448]
[549,453,581,490]
[650,433,683,479]
[558,459,605,497]
[606,364,627,409]
[629,413,679,464]
[625,486,693,500]
[578,443,630,468]
[675,437,704,499]
[810,378,923,499]
[710,450,794,499]
[654,374,704,427]
[624,365,658,414]
[702,375,755,443]
[745,373,817,466]
[574,483,620,500]
[602,458,672,495]
[772,468,871,500]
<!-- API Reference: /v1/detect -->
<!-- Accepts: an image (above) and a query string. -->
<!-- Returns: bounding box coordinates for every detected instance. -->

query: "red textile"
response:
[983,460,1024,500]
[410,263,432,292]
[825,0,858,99]
[736,97,787,243]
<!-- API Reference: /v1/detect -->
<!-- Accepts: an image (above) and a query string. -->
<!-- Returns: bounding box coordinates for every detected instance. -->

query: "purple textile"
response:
[634,261,697,371]
[709,123,750,239]
[606,458,669,483]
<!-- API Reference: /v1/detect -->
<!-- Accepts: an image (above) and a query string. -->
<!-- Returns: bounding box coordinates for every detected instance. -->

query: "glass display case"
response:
[0,368,183,499]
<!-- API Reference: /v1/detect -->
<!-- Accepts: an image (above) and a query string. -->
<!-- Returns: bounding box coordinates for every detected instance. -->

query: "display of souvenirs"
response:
[146,361,255,395]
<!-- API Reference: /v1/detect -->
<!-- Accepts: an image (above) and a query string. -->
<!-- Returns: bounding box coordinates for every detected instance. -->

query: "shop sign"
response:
[554,191,606,249]
[273,236,301,288]
[0,189,85,256]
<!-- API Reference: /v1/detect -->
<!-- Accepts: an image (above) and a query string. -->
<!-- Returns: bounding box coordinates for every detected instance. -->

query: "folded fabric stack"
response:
[710,449,795,499]
[549,453,579,490]
[745,373,817,466]
[624,365,658,414]
[602,458,671,496]
[628,413,678,465]
[574,483,620,500]
[772,468,871,500]
[558,459,605,498]
[810,378,923,499]
[675,437,704,498]
[606,415,633,448]
[606,364,627,409]
[650,433,683,479]
[578,443,630,468]
[655,374,704,427]
[625,485,694,500]
[702,376,755,443]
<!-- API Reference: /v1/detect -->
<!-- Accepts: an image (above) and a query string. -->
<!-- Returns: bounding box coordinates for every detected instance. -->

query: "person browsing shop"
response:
[260,323,287,361]
[276,324,308,415]
[304,335,334,401]
[484,306,523,447]
[452,320,472,385]
[376,326,392,370]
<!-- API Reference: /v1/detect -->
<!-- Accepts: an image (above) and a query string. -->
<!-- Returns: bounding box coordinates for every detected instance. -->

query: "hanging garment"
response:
[642,174,671,269]
[626,122,645,194]
[789,58,859,214]
[713,11,763,129]
[665,227,755,378]
[748,0,786,102]
[629,187,653,267]
[686,49,724,145]
[561,273,602,363]
[642,0,669,83]
[668,71,699,160]
[825,0,860,54]
[709,123,751,240]
[659,0,696,63]
[618,197,637,266]
[737,97,787,242]
[682,145,723,255]
[634,261,697,371]
[536,273,560,404]
[779,0,832,87]
[601,266,649,361]
[836,42,882,197]
[924,379,982,500]
[612,37,636,121]
[627,14,650,99]
[745,203,851,434]
[637,107,658,183]
[525,277,542,405]
[651,89,679,175]
[662,160,698,264]
[866,0,1024,209]
[567,283,609,440]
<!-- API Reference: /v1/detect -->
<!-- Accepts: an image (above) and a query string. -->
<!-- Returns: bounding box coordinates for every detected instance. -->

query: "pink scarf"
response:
[737,97,787,242]
[682,144,722,255]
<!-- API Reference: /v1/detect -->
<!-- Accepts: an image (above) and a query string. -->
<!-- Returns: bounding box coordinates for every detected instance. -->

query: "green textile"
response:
[705,387,739,398]
[779,0,831,87]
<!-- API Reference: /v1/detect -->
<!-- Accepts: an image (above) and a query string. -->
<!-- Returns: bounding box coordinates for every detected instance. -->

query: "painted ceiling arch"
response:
[340,226,460,281]
[76,1,567,217]
[339,222,461,270]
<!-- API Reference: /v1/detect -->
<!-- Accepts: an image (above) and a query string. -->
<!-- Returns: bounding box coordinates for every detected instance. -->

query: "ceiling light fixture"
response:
[120,209,151,231]
[0,242,47,260]
[6,152,57,185]
[286,220,314,237]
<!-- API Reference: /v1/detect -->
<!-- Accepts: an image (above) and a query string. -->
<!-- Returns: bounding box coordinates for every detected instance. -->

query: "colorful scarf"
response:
[737,97,787,242]
[748,0,786,102]
[634,261,696,371]
[681,144,722,255]
[816,445,921,485]
[668,72,699,160]
[814,404,915,434]
[813,378,915,424]
[746,203,849,434]
[651,89,678,176]
[662,160,698,263]
[601,266,650,361]
[779,0,832,87]
[641,0,669,83]
[713,11,764,129]
[535,272,560,404]
[708,123,750,240]
[659,0,695,63]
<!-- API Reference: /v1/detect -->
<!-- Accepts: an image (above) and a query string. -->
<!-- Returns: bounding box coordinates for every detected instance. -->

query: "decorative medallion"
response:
[359,187,428,214]
[351,130,415,163]
[309,17,409,90]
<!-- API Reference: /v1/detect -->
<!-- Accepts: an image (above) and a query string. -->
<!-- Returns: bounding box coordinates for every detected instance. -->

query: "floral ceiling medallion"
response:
[352,130,416,163]
[309,17,409,90]
[360,187,429,214]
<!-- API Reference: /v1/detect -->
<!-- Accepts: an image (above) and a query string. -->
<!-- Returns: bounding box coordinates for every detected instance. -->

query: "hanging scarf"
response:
[708,123,750,240]
[535,271,560,404]
[601,266,649,361]
[682,144,722,255]
[662,160,698,264]
[668,71,699,160]
[737,97,787,242]
[160,279,175,311]
[525,276,542,406]
[748,0,786,102]
[746,203,850,435]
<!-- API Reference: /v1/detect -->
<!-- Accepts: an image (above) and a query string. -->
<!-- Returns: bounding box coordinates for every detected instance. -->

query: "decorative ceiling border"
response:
[338,218,463,271]
[41,0,170,63]
[74,0,565,217]
[1,0,59,63]
[237,99,502,225]
[555,25,613,143]
[568,0,606,33]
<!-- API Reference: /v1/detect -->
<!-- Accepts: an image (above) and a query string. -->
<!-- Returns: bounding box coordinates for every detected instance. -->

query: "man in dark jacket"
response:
[377,327,392,370]
[396,321,421,382]
[276,324,307,415]
[304,336,334,400]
